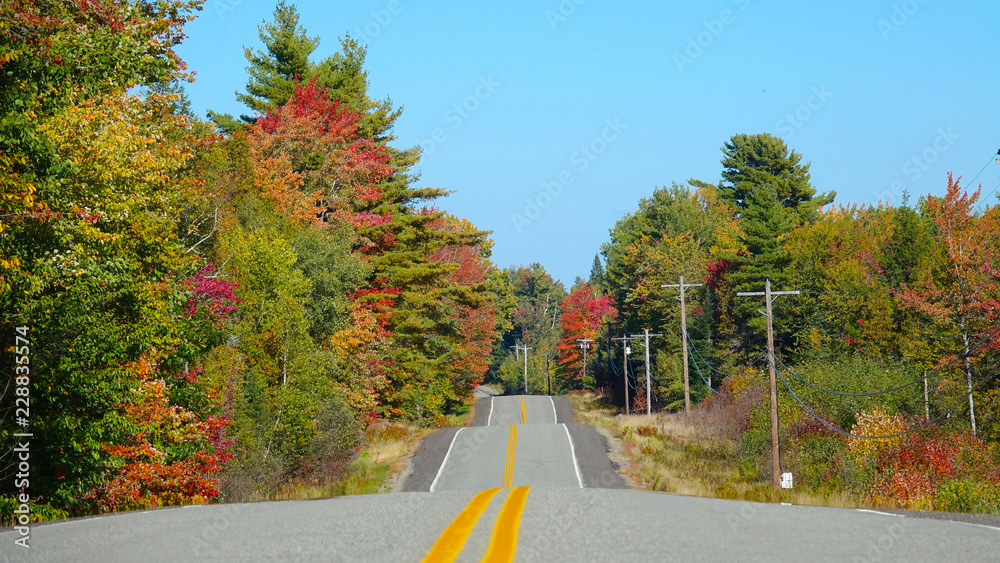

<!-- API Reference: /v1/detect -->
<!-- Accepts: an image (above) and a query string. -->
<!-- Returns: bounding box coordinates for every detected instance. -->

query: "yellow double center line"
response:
[504,424,517,489]
[423,487,532,563]
[423,400,531,562]
[482,486,531,563]
[422,487,500,562]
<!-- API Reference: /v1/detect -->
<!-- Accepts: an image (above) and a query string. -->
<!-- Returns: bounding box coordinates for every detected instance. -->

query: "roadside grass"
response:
[265,422,428,501]
[272,392,479,500]
[569,391,860,508]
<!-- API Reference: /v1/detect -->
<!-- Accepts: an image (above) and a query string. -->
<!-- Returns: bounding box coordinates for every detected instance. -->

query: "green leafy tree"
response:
[602,183,734,332]
[899,175,1000,436]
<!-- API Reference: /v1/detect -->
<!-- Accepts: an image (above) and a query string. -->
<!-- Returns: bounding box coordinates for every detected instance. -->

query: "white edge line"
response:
[960,522,1000,532]
[857,509,906,518]
[562,423,584,489]
[550,396,558,424]
[429,428,463,492]
[858,509,1000,532]
[487,395,495,426]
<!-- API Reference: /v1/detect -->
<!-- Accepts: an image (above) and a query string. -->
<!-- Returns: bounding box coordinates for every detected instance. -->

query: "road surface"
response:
[2,394,998,562]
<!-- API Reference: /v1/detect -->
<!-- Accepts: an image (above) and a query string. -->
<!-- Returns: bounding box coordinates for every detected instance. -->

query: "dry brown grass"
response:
[569,391,863,508]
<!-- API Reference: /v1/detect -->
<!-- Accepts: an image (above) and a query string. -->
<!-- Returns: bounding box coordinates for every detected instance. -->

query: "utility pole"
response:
[663,275,703,419]
[612,335,635,415]
[543,352,551,396]
[737,278,799,490]
[520,344,533,394]
[630,329,663,416]
[577,338,593,387]
[513,343,533,394]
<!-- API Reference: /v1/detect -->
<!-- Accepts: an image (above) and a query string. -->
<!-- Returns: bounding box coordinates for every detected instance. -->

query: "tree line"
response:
[540,132,1000,509]
[0,1,512,517]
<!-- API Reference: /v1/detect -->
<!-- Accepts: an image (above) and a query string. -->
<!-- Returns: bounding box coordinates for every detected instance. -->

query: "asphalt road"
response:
[3,394,998,562]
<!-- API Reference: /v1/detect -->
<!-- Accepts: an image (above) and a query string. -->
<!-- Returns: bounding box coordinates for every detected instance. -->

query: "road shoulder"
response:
[565,424,628,489]
[551,396,575,424]
[401,427,460,492]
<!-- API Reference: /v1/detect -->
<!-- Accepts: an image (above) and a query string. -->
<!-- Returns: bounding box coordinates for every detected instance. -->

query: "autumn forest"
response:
[2,1,999,520]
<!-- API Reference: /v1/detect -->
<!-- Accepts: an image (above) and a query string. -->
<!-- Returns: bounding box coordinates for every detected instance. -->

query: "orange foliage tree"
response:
[557,283,616,387]
[86,357,232,512]
[899,174,1000,436]
[246,80,393,226]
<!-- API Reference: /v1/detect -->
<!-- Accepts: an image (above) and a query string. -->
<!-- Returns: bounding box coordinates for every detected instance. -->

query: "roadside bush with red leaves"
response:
[866,431,999,511]
[85,359,233,512]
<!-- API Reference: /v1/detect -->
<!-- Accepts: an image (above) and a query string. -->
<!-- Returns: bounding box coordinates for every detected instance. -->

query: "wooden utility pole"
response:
[543,353,551,396]
[663,275,703,419]
[737,278,799,489]
[612,335,633,415]
[630,329,663,416]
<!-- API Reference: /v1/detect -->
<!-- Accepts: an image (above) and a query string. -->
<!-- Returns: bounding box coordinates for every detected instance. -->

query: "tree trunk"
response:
[961,324,976,436]
[923,371,930,422]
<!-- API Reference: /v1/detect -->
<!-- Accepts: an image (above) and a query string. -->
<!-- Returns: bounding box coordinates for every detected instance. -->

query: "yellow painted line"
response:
[520,396,526,424]
[422,488,502,563]
[503,424,517,488]
[482,487,532,563]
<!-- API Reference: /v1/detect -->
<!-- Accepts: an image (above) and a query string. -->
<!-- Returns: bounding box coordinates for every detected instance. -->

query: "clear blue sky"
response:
[175,0,999,286]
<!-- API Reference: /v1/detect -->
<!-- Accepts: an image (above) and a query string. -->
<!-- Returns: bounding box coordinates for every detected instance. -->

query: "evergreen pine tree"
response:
[589,254,606,291]
[237,0,317,117]
[312,36,402,146]
[719,133,834,218]
[724,183,798,351]
[209,3,401,144]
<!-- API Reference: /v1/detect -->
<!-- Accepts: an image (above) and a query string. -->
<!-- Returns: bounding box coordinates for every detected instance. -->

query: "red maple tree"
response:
[556,283,616,385]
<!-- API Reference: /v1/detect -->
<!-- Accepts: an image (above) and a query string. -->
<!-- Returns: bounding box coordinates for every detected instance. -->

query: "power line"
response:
[687,339,736,398]
[612,334,637,415]
[514,343,533,394]
[772,325,1000,398]
[684,332,761,398]
[577,338,593,387]
[686,332,740,377]
[771,353,924,398]
[976,180,1000,213]
[630,328,663,415]
[663,275,703,418]
[768,353,945,440]
[737,278,799,490]
[958,152,997,193]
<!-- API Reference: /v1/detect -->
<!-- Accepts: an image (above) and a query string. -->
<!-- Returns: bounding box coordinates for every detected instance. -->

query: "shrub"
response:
[848,407,906,461]
[937,479,1000,514]
[0,497,70,526]
[782,356,924,430]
